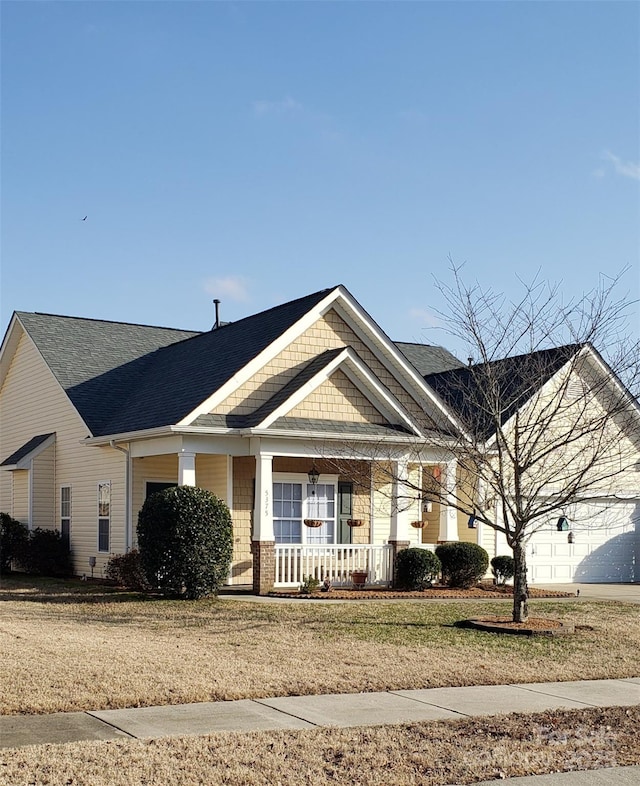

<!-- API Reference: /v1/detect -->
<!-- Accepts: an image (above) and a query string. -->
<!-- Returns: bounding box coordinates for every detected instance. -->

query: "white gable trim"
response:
[178,285,466,437]
[257,346,424,436]
[176,288,343,426]
[0,313,23,392]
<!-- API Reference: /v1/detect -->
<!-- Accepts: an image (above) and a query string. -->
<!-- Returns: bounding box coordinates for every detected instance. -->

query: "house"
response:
[1,285,638,591]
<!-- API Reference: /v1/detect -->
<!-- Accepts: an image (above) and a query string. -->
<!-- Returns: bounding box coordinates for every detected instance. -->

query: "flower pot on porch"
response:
[351,570,368,589]
[346,519,365,528]
[304,519,324,528]
[410,520,426,529]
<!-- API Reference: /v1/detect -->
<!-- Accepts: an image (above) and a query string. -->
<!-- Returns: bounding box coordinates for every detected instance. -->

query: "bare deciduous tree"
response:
[420,265,640,621]
[329,266,640,622]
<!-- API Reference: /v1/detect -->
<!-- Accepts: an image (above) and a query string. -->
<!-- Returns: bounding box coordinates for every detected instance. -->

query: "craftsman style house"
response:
[1,286,638,590]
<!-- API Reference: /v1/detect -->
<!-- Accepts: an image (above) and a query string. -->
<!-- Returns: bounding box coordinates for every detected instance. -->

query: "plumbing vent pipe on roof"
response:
[213,299,221,330]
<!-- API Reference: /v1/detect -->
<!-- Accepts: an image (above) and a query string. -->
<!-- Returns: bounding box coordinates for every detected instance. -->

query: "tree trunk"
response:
[512,540,529,623]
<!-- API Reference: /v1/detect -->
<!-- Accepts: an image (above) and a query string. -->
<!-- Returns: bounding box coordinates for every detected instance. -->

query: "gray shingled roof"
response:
[1,433,54,466]
[424,345,581,439]
[17,289,335,436]
[394,342,464,376]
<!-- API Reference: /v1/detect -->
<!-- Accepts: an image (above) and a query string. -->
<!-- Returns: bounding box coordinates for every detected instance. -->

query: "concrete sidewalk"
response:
[1,677,638,749]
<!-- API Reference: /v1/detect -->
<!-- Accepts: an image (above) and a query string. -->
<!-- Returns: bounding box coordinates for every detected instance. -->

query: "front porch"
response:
[273,542,438,588]
[124,433,465,594]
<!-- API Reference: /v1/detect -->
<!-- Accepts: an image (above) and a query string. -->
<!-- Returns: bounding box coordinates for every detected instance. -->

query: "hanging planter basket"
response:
[346,519,365,528]
[304,519,324,528]
[410,520,426,529]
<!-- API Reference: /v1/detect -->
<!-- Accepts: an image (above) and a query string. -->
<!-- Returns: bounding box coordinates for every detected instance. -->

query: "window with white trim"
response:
[60,486,71,551]
[272,475,337,545]
[98,481,111,552]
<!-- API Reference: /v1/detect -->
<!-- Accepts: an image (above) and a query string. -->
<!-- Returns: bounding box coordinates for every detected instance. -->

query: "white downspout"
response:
[110,441,132,552]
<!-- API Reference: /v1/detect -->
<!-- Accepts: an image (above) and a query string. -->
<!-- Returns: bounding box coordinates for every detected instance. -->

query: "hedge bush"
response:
[19,528,73,577]
[105,549,150,591]
[0,513,29,574]
[435,542,489,588]
[395,547,441,590]
[137,486,233,599]
[491,554,515,585]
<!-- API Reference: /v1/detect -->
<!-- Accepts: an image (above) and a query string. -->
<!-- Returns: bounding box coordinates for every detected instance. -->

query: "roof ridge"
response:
[16,311,201,334]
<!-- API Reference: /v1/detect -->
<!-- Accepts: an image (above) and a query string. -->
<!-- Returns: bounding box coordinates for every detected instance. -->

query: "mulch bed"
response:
[457,615,576,636]
[269,582,575,600]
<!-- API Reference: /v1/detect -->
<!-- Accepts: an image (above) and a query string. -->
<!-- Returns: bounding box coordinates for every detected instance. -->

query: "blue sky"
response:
[2,1,639,357]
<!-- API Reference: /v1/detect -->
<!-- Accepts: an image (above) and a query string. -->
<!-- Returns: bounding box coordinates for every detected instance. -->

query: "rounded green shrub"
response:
[491,554,515,585]
[19,528,73,577]
[435,542,489,588]
[137,486,233,599]
[0,513,28,574]
[395,547,441,590]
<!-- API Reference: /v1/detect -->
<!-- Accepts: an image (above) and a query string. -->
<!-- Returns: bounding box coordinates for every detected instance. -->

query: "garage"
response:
[527,499,640,584]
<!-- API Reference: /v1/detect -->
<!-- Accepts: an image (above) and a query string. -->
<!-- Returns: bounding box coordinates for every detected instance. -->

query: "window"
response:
[98,481,111,552]
[272,476,337,545]
[60,486,71,551]
[273,482,302,543]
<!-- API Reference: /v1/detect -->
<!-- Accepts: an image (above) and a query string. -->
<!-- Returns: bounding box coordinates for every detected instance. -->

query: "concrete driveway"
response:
[533,583,640,604]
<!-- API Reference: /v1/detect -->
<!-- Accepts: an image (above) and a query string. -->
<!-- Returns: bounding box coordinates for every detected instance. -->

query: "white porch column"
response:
[390,458,411,543]
[438,459,459,542]
[178,451,196,487]
[252,453,274,542]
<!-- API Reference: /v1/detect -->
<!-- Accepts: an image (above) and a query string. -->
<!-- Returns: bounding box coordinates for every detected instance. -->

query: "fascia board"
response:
[176,287,344,427]
[0,313,23,391]
[330,296,468,438]
[580,344,640,423]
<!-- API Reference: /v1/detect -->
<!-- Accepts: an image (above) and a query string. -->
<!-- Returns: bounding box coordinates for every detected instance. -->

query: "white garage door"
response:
[527,500,640,584]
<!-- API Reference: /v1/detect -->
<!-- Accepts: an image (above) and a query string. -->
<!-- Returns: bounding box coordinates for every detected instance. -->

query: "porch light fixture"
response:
[557,516,569,532]
[308,466,320,487]
[567,531,575,544]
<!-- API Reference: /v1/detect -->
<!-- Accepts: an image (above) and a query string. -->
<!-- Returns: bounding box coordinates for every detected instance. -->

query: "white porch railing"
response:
[274,544,393,588]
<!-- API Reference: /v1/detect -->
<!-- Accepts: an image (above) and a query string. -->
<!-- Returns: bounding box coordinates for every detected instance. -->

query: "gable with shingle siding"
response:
[286,370,386,424]
[213,308,430,427]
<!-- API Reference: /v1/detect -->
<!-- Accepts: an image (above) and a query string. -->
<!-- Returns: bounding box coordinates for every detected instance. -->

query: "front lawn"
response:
[1,576,638,716]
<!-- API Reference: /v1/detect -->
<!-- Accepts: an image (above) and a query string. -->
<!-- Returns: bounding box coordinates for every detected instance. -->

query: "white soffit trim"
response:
[176,287,344,426]
[257,346,423,436]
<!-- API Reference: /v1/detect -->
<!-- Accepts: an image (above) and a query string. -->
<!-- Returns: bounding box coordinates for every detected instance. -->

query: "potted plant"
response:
[304,519,324,528]
[351,570,368,589]
[346,518,365,527]
[410,520,426,529]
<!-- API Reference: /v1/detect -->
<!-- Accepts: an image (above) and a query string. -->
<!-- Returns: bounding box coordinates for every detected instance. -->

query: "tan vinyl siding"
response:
[214,309,428,425]
[31,443,55,530]
[11,471,29,524]
[195,454,229,503]
[287,370,386,424]
[0,330,124,576]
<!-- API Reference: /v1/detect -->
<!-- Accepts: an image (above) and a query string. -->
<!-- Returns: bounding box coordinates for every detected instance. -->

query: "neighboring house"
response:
[1,285,638,590]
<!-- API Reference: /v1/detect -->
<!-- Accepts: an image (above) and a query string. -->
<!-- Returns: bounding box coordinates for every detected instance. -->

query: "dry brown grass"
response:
[1,707,638,786]
[1,577,639,716]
